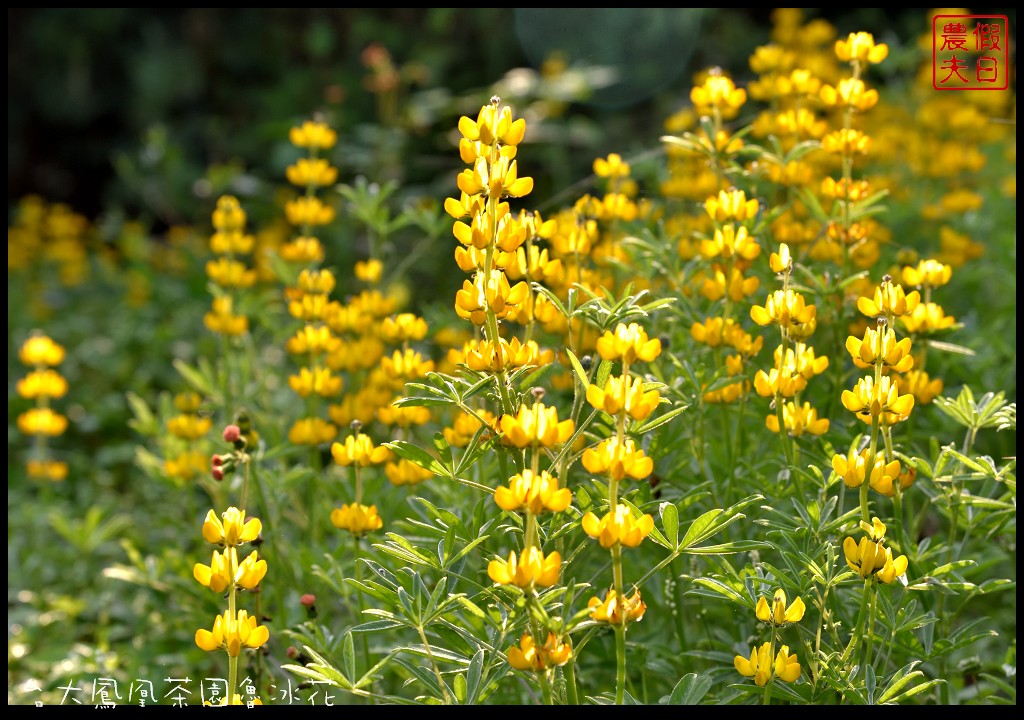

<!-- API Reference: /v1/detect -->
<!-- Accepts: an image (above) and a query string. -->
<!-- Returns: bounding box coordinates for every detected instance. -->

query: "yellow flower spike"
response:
[845,326,914,372]
[755,588,806,626]
[499,402,574,450]
[876,547,909,584]
[902,259,952,289]
[330,502,384,536]
[17,408,69,437]
[384,459,434,487]
[195,609,269,657]
[280,236,325,264]
[769,243,792,274]
[16,369,68,400]
[764,401,829,437]
[288,367,344,398]
[211,196,247,233]
[843,535,888,579]
[379,313,429,343]
[832,449,902,494]
[700,224,761,261]
[506,632,572,672]
[494,470,572,515]
[204,296,249,336]
[704,189,759,224]
[819,78,879,111]
[896,370,943,406]
[285,158,338,187]
[750,289,817,338]
[835,32,889,64]
[581,504,655,549]
[900,303,956,335]
[587,588,647,625]
[202,507,262,547]
[841,375,915,423]
[596,322,662,364]
[857,279,920,319]
[487,546,561,589]
[289,120,338,150]
[331,433,392,467]
[19,334,66,367]
[193,547,235,594]
[582,436,654,481]
[284,197,336,227]
[458,103,527,148]
[690,73,747,119]
[234,550,268,590]
[288,418,338,446]
[586,374,662,422]
[454,271,530,325]
[594,153,631,179]
[735,642,773,687]
[774,645,802,683]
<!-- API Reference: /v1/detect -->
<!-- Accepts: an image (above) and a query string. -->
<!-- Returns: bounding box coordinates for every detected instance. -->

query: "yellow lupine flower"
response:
[494,470,572,515]
[289,120,338,150]
[700,224,761,261]
[458,103,527,148]
[174,392,202,413]
[832,448,902,495]
[204,296,248,336]
[288,292,335,322]
[288,417,338,446]
[461,337,552,373]
[843,535,889,579]
[167,414,212,440]
[16,370,68,400]
[586,374,661,422]
[750,289,817,338]
[202,507,262,547]
[876,547,910,584]
[210,230,255,255]
[285,158,338,187]
[289,367,343,399]
[587,588,646,625]
[821,128,872,156]
[19,334,66,366]
[581,504,655,549]
[195,609,269,657]
[457,156,533,200]
[296,268,337,295]
[896,369,943,405]
[755,588,806,626]
[774,344,829,380]
[765,401,829,436]
[193,547,267,593]
[487,546,561,589]
[354,258,384,284]
[593,153,631,179]
[17,408,68,436]
[379,313,429,343]
[857,280,920,318]
[280,236,325,264]
[902,259,952,289]
[212,196,247,233]
[835,32,889,64]
[384,459,434,487]
[691,316,739,348]
[442,410,497,448]
[381,348,435,381]
[330,502,384,535]
[900,302,956,335]
[735,643,801,686]
[26,459,68,481]
[753,366,808,398]
[499,403,574,449]
[596,323,662,364]
[454,271,530,325]
[376,400,431,427]
[769,243,793,273]
[841,375,915,423]
[846,326,914,372]
[820,78,878,111]
[704,189,759,223]
[331,433,391,467]
[581,436,654,481]
[285,325,341,356]
[164,451,208,481]
[774,646,802,683]
[205,257,257,288]
[690,73,747,119]
[285,197,335,227]
[699,265,760,303]
[504,245,563,284]
[507,632,572,672]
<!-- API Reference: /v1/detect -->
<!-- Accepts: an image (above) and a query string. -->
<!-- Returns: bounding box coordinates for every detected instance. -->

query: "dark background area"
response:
[9,8,1014,226]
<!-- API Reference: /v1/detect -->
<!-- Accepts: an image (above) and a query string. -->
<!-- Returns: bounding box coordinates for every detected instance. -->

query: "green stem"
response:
[613,623,626,706]
[762,628,777,705]
[416,624,452,704]
[564,654,580,705]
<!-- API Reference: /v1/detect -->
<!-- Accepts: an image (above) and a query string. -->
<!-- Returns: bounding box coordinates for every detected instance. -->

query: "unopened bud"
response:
[223,424,241,443]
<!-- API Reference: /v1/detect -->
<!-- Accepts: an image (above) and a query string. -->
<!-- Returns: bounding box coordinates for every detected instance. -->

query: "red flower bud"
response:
[223,424,241,443]
[211,454,223,467]
[300,593,317,607]
[212,467,224,481]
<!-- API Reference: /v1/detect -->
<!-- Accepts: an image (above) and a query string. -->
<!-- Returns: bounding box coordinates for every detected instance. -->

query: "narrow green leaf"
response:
[667,673,713,704]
